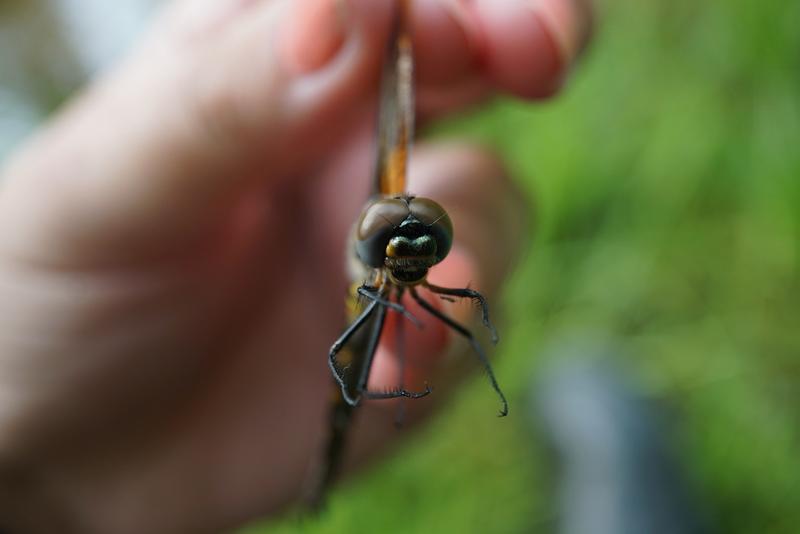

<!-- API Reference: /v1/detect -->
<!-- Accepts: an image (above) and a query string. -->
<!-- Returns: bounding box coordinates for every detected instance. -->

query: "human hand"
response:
[0,0,591,532]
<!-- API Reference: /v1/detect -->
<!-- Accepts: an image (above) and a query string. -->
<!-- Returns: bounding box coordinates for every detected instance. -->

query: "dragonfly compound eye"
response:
[356,198,410,268]
[355,196,454,282]
[407,197,453,264]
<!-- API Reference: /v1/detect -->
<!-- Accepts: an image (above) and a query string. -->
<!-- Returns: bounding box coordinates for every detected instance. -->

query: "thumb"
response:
[0,0,393,266]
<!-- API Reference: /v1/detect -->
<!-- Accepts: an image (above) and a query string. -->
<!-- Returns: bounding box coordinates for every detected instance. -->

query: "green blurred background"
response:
[253,0,800,532]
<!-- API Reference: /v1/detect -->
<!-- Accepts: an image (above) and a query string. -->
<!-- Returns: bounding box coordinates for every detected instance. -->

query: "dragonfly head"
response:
[355,196,453,285]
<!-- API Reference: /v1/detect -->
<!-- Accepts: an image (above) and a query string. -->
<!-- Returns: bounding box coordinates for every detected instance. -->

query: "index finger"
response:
[286,0,593,116]
[411,0,593,115]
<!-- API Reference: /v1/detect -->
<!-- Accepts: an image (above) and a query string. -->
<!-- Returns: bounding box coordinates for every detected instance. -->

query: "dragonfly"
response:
[310,0,507,507]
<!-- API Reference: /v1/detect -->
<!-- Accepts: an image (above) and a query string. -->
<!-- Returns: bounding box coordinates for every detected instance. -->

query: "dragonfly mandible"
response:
[310,0,507,507]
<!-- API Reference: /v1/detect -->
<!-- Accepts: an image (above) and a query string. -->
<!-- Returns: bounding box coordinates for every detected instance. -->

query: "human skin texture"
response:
[0,0,592,532]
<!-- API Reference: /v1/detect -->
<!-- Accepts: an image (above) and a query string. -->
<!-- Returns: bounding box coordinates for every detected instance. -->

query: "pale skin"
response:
[0,0,591,532]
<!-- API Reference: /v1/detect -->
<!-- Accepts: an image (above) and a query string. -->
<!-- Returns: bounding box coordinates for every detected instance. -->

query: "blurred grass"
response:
[249,0,800,532]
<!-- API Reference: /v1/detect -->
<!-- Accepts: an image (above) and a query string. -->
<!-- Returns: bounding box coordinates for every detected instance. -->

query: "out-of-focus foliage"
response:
[254,0,800,532]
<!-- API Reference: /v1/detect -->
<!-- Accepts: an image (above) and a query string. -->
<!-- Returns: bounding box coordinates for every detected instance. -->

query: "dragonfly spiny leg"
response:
[358,285,423,329]
[353,302,389,403]
[424,283,499,344]
[328,299,380,407]
[353,296,432,403]
[394,287,408,428]
[364,383,432,401]
[410,287,508,417]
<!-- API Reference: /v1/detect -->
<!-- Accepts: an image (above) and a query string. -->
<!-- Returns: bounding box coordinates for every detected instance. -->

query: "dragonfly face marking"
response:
[355,196,453,285]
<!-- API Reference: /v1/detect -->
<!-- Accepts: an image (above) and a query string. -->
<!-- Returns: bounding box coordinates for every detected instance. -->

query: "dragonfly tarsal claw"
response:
[498,401,509,418]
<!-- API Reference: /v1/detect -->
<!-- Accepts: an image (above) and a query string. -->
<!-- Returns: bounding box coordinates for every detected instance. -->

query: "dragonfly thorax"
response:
[355,196,453,285]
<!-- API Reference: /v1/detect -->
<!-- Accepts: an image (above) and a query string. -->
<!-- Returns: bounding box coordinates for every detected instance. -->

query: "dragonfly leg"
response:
[358,285,422,328]
[424,283,499,344]
[355,295,432,402]
[363,384,432,401]
[394,290,408,428]
[411,287,508,417]
[328,299,380,407]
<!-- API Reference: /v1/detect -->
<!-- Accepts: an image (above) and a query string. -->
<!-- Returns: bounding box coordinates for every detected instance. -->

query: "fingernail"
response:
[281,0,349,75]
[529,1,572,94]
[527,0,590,66]
[439,0,490,68]
[470,0,571,98]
